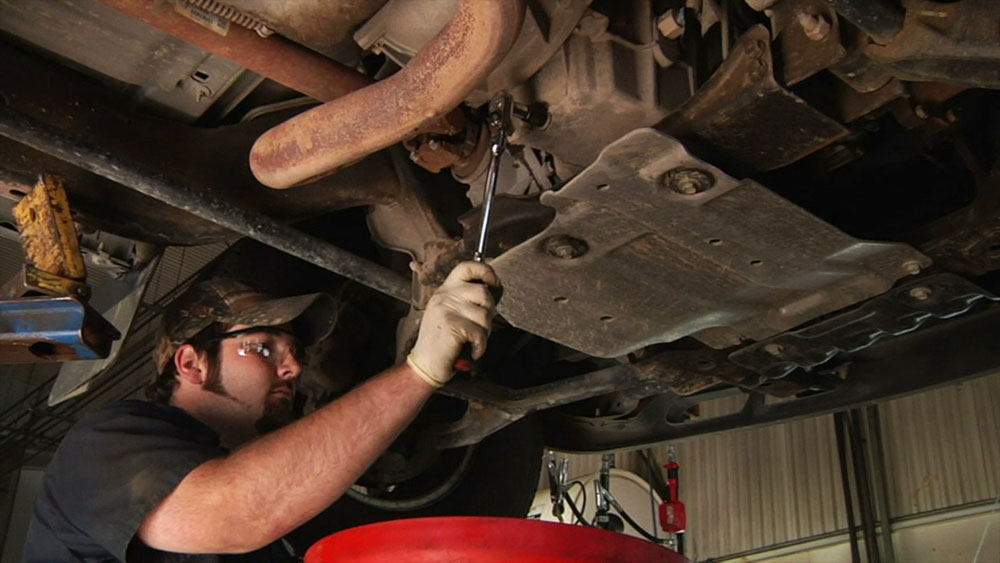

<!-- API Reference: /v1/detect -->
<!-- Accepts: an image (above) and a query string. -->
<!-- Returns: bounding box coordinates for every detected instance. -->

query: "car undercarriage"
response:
[2,0,999,537]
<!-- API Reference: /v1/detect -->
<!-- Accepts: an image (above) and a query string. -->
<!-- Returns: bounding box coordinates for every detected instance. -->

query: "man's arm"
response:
[137,262,499,554]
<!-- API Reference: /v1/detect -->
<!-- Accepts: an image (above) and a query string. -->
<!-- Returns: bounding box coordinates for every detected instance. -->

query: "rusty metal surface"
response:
[1,265,90,302]
[772,0,846,86]
[819,0,904,44]
[515,7,692,170]
[0,296,120,362]
[837,79,906,123]
[12,175,86,283]
[98,0,373,101]
[354,0,592,107]
[861,0,1000,89]
[367,151,452,263]
[660,25,848,173]
[403,110,474,174]
[0,42,401,245]
[225,0,386,57]
[491,128,931,357]
[249,0,526,189]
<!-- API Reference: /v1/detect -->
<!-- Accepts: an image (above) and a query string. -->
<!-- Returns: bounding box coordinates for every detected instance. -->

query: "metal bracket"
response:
[49,256,161,404]
[729,273,999,381]
[0,296,120,362]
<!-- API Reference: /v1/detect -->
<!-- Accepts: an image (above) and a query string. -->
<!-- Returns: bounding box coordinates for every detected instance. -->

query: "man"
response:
[25,261,500,562]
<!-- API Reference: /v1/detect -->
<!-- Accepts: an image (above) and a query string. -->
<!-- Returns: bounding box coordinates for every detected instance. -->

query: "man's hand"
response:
[407,261,501,388]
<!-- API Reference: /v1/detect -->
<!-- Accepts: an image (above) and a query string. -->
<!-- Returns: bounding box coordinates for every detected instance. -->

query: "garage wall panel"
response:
[674,408,845,559]
[880,373,1000,517]
[557,396,847,561]
[556,371,1000,560]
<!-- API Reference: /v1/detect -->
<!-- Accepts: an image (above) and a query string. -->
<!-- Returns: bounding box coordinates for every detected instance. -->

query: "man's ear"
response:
[174,344,208,386]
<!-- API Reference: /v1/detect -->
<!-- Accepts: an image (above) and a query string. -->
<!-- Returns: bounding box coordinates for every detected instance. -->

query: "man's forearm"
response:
[138,365,435,554]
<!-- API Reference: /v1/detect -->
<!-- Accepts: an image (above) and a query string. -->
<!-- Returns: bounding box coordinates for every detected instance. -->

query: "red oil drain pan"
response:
[306,516,689,562]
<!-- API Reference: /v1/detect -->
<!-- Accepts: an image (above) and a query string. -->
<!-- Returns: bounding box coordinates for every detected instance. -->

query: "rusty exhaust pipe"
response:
[99,0,373,102]
[248,0,526,190]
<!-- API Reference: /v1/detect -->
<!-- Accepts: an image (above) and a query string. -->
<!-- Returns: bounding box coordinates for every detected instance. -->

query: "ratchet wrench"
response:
[473,92,512,262]
[454,93,512,373]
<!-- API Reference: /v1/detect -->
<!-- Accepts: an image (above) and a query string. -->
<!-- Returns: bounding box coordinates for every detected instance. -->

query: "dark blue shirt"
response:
[24,400,296,562]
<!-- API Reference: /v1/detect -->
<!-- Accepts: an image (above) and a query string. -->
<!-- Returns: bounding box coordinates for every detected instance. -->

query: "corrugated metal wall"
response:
[558,371,1000,561]
[880,374,1000,517]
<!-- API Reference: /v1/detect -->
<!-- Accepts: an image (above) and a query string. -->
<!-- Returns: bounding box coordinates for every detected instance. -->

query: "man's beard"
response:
[255,394,295,435]
[203,360,295,436]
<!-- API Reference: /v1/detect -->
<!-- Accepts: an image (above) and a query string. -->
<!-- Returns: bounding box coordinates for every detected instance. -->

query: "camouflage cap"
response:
[154,278,337,374]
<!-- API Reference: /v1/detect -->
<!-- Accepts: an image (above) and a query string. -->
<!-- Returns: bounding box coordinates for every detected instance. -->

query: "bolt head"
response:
[657,9,685,40]
[664,167,714,195]
[909,286,932,301]
[542,235,589,260]
[797,12,831,41]
[763,343,784,356]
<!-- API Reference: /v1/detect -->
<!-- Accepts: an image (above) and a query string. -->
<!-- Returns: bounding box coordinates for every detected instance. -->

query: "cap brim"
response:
[220,292,338,345]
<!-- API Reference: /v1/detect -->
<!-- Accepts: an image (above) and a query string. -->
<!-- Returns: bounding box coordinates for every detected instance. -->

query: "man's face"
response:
[205,324,304,436]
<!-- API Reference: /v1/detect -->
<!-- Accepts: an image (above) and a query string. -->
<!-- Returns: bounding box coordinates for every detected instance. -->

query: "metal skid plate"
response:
[491,128,930,357]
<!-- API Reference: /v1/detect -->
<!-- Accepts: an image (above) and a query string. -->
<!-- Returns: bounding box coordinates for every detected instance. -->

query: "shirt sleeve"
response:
[47,401,226,562]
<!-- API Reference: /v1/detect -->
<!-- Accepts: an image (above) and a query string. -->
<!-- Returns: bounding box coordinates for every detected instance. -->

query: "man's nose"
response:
[276,353,302,381]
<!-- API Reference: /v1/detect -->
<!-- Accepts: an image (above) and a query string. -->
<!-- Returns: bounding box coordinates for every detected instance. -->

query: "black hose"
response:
[564,496,590,527]
[613,501,669,544]
[598,484,669,544]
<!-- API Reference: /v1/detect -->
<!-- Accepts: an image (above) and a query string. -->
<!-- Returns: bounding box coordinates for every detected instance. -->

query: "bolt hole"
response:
[600,315,614,323]
[696,360,716,371]
[708,238,723,246]
[29,341,56,358]
[9,189,26,198]
[554,296,569,304]
[750,259,764,267]
[596,184,610,192]
[192,70,211,83]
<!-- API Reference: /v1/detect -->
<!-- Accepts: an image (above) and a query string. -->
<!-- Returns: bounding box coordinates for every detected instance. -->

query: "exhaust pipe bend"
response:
[249,0,526,190]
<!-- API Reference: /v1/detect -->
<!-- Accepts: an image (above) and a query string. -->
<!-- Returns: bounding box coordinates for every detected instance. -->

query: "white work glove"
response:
[406,261,501,388]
